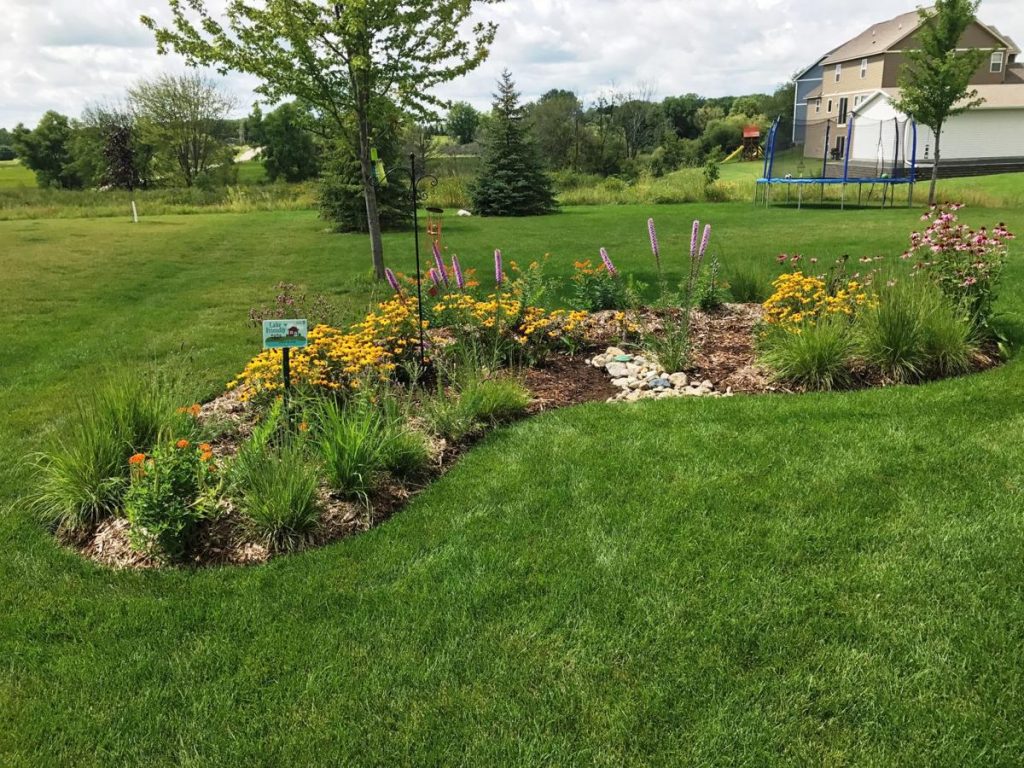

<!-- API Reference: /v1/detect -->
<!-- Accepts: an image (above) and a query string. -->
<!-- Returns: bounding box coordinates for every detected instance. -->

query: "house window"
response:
[835,63,842,82]
[827,99,833,113]
[991,51,1004,73]
[815,98,821,114]
[860,58,868,78]
[835,136,846,158]
[838,97,849,125]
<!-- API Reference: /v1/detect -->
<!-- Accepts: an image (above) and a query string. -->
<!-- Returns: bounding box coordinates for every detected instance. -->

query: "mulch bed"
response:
[65,301,999,569]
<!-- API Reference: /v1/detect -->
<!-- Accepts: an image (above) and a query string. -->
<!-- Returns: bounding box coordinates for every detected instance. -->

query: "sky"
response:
[2,0,1023,129]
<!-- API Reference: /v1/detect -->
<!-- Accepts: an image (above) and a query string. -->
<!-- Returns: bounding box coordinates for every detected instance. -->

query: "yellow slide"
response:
[723,145,745,163]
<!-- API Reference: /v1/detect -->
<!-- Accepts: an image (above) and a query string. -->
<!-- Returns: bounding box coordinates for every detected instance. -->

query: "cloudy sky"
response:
[2,0,1023,128]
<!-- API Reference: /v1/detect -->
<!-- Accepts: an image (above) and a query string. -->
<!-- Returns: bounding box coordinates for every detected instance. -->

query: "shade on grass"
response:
[1,201,1022,765]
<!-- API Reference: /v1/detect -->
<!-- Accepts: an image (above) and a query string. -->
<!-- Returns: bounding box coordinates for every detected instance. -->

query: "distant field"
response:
[0,160,35,188]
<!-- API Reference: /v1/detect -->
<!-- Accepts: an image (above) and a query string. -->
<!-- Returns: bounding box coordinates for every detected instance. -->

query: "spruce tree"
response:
[471,71,556,217]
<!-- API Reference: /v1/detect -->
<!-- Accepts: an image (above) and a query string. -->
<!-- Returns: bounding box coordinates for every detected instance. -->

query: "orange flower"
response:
[298,421,309,433]
[188,404,201,418]
[199,443,212,453]
[200,451,213,463]
[128,453,146,466]
[176,439,190,449]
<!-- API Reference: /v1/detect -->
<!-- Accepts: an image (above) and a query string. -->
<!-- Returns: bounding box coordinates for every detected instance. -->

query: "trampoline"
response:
[756,112,918,209]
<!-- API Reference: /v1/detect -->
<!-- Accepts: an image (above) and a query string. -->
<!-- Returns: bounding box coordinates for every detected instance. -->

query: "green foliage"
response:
[528,89,584,171]
[726,264,773,303]
[124,439,218,563]
[471,70,557,217]
[892,0,987,202]
[0,146,15,161]
[128,74,236,188]
[698,255,727,311]
[12,111,81,189]
[248,102,320,183]
[422,372,530,442]
[760,318,855,391]
[231,439,323,553]
[570,263,630,312]
[858,278,977,383]
[29,377,188,533]
[644,312,692,373]
[314,397,430,501]
[446,101,481,145]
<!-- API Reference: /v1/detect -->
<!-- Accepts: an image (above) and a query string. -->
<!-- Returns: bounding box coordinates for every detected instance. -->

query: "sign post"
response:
[262,319,308,414]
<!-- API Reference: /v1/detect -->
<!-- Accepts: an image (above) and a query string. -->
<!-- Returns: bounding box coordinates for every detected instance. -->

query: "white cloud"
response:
[1,0,1022,127]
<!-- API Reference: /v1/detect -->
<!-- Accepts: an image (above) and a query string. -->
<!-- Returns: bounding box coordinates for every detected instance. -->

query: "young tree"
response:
[893,0,986,205]
[446,101,481,145]
[13,112,81,188]
[128,74,236,188]
[142,1,500,281]
[528,89,583,171]
[471,70,556,217]
[248,102,321,182]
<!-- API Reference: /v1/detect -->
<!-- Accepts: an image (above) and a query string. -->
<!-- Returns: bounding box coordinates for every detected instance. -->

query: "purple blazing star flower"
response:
[428,267,441,287]
[699,224,712,258]
[648,218,660,266]
[452,254,466,289]
[690,220,700,259]
[432,242,449,285]
[494,249,503,286]
[599,247,618,276]
[385,268,402,296]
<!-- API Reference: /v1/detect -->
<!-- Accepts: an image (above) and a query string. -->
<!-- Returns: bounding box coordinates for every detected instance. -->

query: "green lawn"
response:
[0,160,36,188]
[2,201,1024,765]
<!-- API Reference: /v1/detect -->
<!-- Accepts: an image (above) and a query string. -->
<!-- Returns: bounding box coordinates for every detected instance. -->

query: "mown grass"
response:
[1,200,1023,765]
[0,160,36,189]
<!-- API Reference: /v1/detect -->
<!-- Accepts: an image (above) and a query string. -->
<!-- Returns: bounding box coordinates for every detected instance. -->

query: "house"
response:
[795,7,1024,175]
[792,54,829,145]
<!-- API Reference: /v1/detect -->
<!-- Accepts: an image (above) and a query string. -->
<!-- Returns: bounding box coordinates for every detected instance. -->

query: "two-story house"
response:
[794,8,1024,174]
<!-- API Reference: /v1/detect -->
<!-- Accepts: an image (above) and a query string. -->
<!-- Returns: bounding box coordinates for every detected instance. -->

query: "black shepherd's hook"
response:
[376,153,438,368]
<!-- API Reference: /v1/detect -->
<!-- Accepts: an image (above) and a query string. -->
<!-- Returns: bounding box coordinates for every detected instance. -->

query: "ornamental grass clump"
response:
[30,376,191,534]
[231,440,322,553]
[759,317,855,391]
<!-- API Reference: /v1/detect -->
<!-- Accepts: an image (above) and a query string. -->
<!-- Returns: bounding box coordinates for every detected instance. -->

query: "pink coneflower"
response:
[494,249,503,286]
[599,247,618,276]
[647,218,660,270]
[690,220,700,258]
[385,268,402,296]
[452,255,465,289]
[432,242,449,285]
[699,224,712,258]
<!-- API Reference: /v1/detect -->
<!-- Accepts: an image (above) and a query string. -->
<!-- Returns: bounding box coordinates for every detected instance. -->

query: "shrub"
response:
[644,312,691,373]
[30,377,189,533]
[697,255,727,311]
[231,441,322,553]
[124,439,219,562]
[570,255,629,311]
[760,317,855,391]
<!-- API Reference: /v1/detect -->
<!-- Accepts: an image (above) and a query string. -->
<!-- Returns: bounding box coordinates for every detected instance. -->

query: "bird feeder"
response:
[425,206,444,250]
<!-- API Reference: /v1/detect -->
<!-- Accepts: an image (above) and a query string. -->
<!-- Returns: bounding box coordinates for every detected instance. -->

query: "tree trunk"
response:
[356,109,386,281]
[929,124,942,206]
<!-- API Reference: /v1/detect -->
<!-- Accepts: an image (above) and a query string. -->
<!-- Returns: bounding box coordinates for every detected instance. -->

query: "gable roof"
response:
[822,7,1021,65]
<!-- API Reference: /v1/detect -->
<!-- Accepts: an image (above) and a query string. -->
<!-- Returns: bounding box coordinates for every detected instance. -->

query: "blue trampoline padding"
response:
[757,177,914,185]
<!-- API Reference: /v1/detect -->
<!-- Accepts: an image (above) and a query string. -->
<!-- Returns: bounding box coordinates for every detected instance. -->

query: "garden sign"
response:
[262,319,308,398]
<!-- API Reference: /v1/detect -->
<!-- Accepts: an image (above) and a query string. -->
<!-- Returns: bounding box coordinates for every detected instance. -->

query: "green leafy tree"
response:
[471,70,556,217]
[528,89,583,171]
[12,112,81,188]
[142,0,500,281]
[248,102,320,182]
[128,74,236,188]
[893,0,987,205]
[446,101,480,145]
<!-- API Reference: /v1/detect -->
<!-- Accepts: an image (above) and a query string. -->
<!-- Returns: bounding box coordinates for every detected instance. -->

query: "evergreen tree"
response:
[471,71,556,217]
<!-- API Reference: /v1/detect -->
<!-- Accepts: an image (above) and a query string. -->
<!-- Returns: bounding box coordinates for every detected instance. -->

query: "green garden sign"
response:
[262,319,308,350]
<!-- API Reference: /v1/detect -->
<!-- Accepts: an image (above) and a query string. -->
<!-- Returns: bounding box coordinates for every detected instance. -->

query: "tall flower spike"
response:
[699,223,712,258]
[648,218,660,269]
[690,220,700,259]
[432,242,449,285]
[494,249,503,286]
[428,267,441,287]
[452,255,466,289]
[385,268,402,296]
[600,247,618,276]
